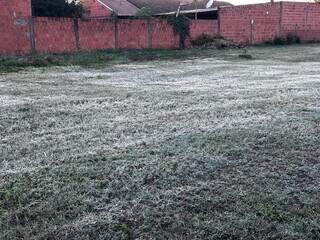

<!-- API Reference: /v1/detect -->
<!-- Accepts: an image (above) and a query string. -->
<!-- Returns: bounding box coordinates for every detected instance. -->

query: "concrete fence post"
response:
[73,18,80,50]
[279,1,283,37]
[250,19,254,45]
[217,7,221,36]
[147,18,153,49]
[114,20,119,49]
[29,16,36,54]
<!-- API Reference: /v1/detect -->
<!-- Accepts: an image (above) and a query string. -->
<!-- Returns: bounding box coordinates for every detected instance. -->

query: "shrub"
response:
[135,7,152,19]
[167,15,191,49]
[286,33,301,44]
[191,34,215,47]
[272,36,287,45]
[266,34,301,45]
[32,0,84,18]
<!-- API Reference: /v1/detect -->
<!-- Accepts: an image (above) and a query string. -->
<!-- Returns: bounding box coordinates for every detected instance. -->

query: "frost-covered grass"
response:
[0,45,320,239]
[0,48,228,73]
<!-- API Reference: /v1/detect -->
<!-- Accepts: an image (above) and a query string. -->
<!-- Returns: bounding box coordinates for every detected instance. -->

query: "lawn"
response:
[0,45,320,239]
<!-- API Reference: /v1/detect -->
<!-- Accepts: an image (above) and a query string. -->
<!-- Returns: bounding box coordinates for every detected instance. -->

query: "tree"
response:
[32,0,84,17]
[135,7,152,19]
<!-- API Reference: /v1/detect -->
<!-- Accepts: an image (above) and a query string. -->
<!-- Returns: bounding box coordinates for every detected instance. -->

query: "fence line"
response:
[2,2,320,55]
[19,17,218,54]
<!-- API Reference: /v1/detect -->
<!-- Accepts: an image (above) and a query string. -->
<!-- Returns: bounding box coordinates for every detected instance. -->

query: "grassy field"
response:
[0,45,320,239]
[0,48,226,73]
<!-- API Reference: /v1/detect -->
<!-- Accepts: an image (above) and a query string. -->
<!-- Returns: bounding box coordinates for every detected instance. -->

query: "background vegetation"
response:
[31,0,84,17]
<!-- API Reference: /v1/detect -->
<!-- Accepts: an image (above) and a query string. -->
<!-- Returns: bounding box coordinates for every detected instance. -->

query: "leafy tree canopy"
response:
[32,0,84,17]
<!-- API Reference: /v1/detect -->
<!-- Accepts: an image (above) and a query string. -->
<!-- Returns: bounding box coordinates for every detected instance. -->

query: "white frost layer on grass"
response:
[1,46,320,175]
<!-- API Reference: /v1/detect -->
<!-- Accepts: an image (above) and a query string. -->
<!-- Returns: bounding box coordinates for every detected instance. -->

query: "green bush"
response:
[167,15,191,49]
[286,33,301,44]
[266,34,301,45]
[191,34,215,47]
[272,36,287,45]
[135,7,152,19]
[32,0,84,17]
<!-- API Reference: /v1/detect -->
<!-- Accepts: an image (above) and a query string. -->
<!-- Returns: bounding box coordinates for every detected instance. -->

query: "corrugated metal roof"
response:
[97,0,232,16]
[98,0,139,16]
[126,0,232,14]
[156,8,218,16]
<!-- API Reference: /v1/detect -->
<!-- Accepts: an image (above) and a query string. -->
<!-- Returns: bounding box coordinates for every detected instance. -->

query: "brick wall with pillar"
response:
[0,0,33,55]
[2,1,320,55]
[0,0,32,17]
[219,2,282,45]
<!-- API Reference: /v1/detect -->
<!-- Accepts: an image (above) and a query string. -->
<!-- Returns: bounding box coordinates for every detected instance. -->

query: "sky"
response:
[228,0,312,5]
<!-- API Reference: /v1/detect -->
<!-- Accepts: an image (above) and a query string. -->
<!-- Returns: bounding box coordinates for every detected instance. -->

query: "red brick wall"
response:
[82,0,112,17]
[117,19,149,49]
[79,19,115,50]
[34,18,77,53]
[219,2,320,44]
[0,0,31,55]
[152,19,179,49]
[281,2,320,42]
[32,18,210,53]
[219,3,281,44]
[0,17,31,55]
[190,20,219,39]
[3,1,320,55]
[0,0,31,17]
[151,19,219,49]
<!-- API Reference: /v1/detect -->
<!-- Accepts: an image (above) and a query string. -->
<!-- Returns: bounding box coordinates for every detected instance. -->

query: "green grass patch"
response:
[0,48,213,73]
